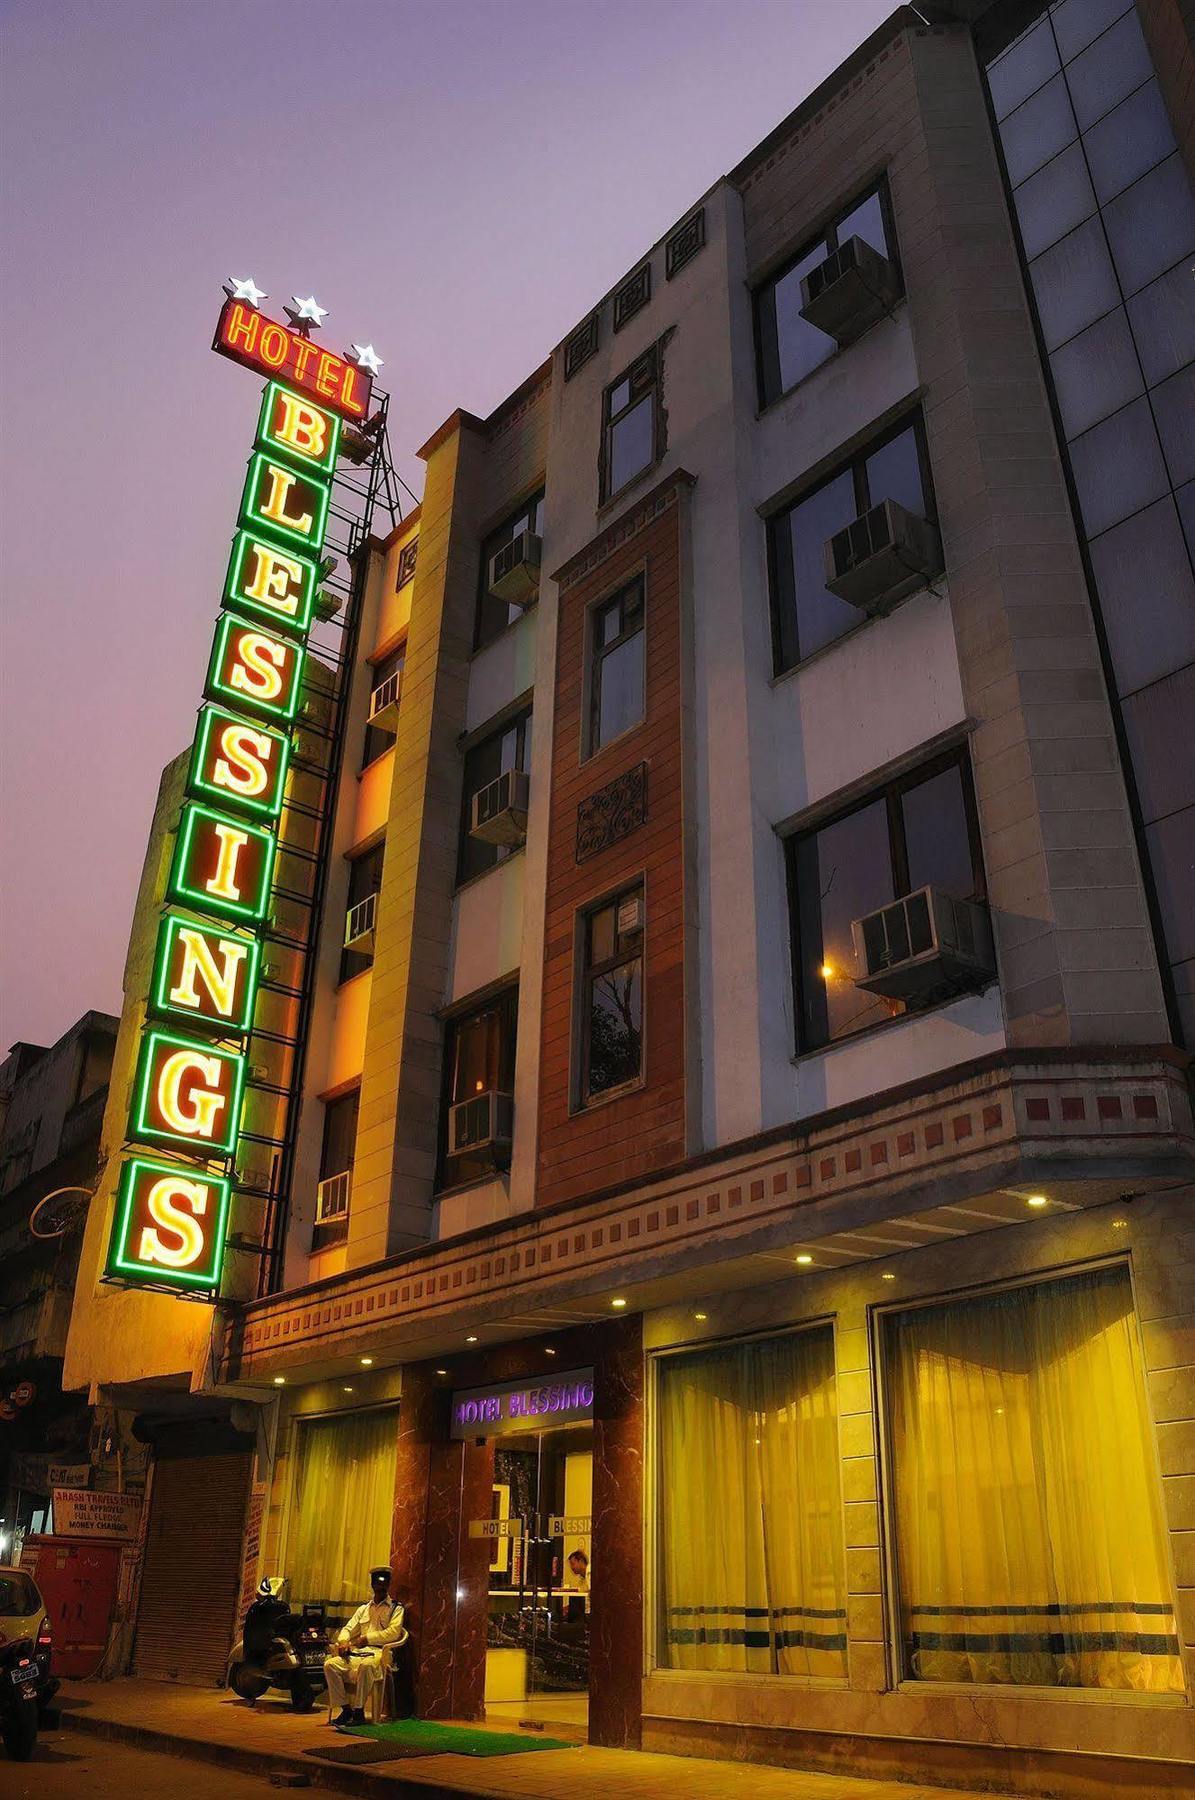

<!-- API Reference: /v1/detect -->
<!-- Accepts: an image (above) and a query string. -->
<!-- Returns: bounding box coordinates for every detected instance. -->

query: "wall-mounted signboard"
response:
[450,1369,595,1439]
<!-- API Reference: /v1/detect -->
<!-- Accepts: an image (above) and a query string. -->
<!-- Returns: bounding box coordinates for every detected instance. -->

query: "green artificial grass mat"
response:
[346,1717,576,1756]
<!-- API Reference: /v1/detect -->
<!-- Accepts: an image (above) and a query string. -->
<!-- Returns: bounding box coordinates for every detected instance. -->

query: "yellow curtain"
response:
[287,1408,398,1613]
[887,1265,1182,1693]
[657,1328,845,1677]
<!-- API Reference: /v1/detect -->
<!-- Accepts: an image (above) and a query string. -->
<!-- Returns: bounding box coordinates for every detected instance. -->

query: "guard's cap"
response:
[369,1565,392,1580]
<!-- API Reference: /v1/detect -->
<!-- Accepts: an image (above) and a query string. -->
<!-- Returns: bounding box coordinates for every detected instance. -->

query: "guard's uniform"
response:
[323,1596,406,1713]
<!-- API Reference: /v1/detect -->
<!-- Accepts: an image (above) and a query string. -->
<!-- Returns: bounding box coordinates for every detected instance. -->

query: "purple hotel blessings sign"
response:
[449,1367,595,1439]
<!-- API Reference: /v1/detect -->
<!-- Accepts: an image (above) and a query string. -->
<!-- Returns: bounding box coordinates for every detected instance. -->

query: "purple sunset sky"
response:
[2,0,891,1049]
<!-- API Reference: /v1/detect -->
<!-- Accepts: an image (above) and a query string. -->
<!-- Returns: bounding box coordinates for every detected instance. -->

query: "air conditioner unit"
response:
[799,235,902,344]
[315,1169,351,1224]
[851,886,995,1006]
[344,891,378,952]
[824,498,942,614]
[488,530,542,609]
[449,1090,514,1159]
[470,767,530,847]
[368,669,401,728]
[314,589,343,623]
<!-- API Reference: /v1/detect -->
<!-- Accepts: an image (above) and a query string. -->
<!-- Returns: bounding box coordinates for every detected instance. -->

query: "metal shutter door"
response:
[134,1424,252,1684]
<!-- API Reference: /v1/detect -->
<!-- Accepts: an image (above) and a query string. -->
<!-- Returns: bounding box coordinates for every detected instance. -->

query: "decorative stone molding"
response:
[224,1051,1194,1381]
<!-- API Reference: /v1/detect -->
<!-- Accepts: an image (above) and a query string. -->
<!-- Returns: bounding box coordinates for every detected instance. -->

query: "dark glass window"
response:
[589,576,645,754]
[339,842,384,984]
[768,415,932,672]
[1153,366,1195,488]
[1103,154,1195,299]
[602,350,659,501]
[1029,216,1120,351]
[1083,80,1175,205]
[1049,309,1142,439]
[476,491,545,650]
[361,646,404,770]
[1050,0,1132,63]
[580,884,644,1102]
[438,987,518,1188]
[457,707,532,886]
[314,1089,358,1245]
[1127,264,1195,387]
[1063,7,1152,130]
[1088,498,1195,696]
[999,73,1076,186]
[755,180,896,406]
[787,750,984,1051]
[1067,396,1168,538]
[987,14,1059,119]
[1014,141,1095,260]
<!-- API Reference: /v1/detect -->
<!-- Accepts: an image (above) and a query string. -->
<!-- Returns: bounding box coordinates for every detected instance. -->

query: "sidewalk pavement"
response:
[56,1677,1025,1800]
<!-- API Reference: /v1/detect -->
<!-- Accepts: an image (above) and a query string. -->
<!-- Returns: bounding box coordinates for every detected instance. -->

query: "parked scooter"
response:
[0,1634,40,1761]
[226,1577,327,1713]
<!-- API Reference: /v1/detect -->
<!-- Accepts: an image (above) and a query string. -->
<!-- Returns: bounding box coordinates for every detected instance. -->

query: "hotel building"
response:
[64,1,1195,1791]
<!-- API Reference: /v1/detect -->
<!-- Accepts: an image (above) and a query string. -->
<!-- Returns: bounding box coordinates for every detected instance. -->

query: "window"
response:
[361,646,404,770]
[438,987,518,1189]
[457,707,532,886]
[588,576,645,754]
[395,537,418,588]
[339,840,384,983]
[314,1089,357,1245]
[602,348,659,502]
[883,1266,1182,1693]
[579,883,643,1103]
[768,414,933,671]
[476,492,544,650]
[287,1409,398,1621]
[755,181,896,406]
[655,1327,845,1677]
[787,748,983,1052]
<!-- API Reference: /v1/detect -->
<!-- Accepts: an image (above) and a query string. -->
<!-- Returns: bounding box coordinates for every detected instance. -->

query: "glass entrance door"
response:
[484,1422,591,1739]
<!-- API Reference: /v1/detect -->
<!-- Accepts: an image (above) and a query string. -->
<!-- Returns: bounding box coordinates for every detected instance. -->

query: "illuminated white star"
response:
[223,276,267,308]
[348,343,383,377]
[286,294,328,330]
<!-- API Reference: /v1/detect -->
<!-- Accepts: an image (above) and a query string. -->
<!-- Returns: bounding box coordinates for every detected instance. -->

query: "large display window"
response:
[882,1264,1182,1693]
[654,1325,846,1677]
[285,1407,398,1619]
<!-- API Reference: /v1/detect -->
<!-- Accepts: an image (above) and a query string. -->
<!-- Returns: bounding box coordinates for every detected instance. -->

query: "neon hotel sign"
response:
[105,291,374,1297]
[449,1371,596,1439]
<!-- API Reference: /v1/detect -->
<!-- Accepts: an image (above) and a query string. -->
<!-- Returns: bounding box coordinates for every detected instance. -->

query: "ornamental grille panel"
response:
[564,314,599,380]
[576,761,648,862]
[613,264,651,331]
[666,208,705,279]
[396,538,418,588]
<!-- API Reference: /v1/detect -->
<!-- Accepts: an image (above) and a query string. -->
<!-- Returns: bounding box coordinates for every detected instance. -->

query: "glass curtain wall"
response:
[884,1265,1181,1693]
[656,1327,846,1677]
[286,1408,398,1617]
[984,0,1195,1042]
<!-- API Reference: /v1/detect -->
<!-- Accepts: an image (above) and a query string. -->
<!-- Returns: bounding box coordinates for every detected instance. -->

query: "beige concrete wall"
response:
[736,19,1169,1053]
[643,1186,1195,1776]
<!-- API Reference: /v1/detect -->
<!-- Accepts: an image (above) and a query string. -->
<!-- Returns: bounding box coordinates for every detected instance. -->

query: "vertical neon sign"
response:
[105,287,371,1297]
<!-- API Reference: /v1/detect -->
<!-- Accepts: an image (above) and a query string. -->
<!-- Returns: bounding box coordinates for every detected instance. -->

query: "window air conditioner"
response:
[449,1090,514,1159]
[824,498,942,614]
[368,669,401,728]
[799,235,902,345]
[315,1170,351,1224]
[470,767,530,847]
[344,891,378,952]
[851,886,995,1006]
[488,530,542,609]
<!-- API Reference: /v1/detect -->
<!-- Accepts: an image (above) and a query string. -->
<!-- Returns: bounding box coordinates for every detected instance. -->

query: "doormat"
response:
[348,1718,576,1757]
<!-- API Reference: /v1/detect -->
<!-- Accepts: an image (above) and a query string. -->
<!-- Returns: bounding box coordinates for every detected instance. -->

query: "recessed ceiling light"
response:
[272,1376,286,1386]
[1111,1218,1128,1229]
[544,1347,556,1356]
[466,1334,478,1343]
[360,1357,373,1367]
[819,962,835,981]
[694,1311,708,1321]
[881,1271,896,1281]
[611,1297,627,1308]
[1026,1194,1048,1207]
[343,1385,354,1393]
[435,1369,448,1377]
[796,1253,813,1266]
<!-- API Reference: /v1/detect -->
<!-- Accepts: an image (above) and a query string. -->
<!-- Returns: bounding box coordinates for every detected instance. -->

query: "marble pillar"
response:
[590,1314,644,1749]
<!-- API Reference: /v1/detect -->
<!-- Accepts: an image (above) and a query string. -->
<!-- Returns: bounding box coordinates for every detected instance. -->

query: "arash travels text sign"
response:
[450,1369,595,1439]
[105,283,368,1299]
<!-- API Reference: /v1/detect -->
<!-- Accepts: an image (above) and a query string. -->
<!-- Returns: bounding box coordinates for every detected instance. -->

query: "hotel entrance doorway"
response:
[483,1420,592,1739]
